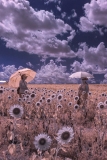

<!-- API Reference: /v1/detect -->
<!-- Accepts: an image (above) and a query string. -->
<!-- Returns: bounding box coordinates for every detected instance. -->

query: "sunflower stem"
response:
[55,144,60,160]
[13,118,16,143]
[39,151,42,160]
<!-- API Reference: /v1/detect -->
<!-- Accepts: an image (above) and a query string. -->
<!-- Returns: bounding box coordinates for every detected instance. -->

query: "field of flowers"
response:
[0,84,107,160]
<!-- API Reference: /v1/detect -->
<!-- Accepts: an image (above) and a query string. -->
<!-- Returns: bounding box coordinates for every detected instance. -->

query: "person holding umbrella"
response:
[19,74,28,98]
[9,68,36,97]
[78,77,89,106]
[69,71,93,106]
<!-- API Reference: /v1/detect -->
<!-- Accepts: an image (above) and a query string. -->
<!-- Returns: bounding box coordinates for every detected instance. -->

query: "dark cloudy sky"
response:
[0,0,107,84]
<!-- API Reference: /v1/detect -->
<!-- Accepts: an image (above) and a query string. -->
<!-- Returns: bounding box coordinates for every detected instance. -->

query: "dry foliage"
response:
[0,84,107,160]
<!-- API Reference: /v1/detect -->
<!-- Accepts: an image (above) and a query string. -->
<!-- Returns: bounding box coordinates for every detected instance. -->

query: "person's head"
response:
[81,77,88,84]
[21,74,27,80]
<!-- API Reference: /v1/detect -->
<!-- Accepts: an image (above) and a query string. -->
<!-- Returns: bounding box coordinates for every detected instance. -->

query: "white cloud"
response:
[100,73,107,84]
[71,9,77,18]
[0,65,24,80]
[26,62,34,68]
[67,30,76,42]
[76,42,107,71]
[32,60,78,84]
[56,5,61,11]
[55,57,66,63]
[78,0,107,33]
[79,17,95,32]
[92,70,107,74]
[0,0,76,58]
[70,42,107,79]
[44,0,61,4]
[61,12,66,19]
[84,0,107,27]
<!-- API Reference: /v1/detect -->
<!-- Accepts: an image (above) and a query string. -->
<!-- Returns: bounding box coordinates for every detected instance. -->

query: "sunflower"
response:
[74,96,79,101]
[57,94,63,101]
[23,97,27,102]
[27,101,31,104]
[102,93,105,97]
[11,89,14,92]
[9,105,24,118]
[57,104,63,109]
[26,95,30,99]
[18,98,22,102]
[24,90,28,94]
[104,100,107,107]
[0,89,3,94]
[39,99,43,103]
[34,133,52,151]
[68,102,72,106]
[74,104,79,109]
[51,94,56,99]
[97,102,105,109]
[36,102,41,107]
[64,98,67,102]
[56,126,74,145]
[46,98,51,104]
[8,96,11,99]
[30,93,36,98]
[88,92,91,95]
[42,97,45,100]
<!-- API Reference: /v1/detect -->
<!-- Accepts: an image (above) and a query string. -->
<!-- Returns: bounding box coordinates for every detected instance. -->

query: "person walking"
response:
[19,74,28,98]
[78,77,89,106]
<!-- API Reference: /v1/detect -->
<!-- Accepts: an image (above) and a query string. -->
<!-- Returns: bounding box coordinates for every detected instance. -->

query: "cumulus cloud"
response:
[71,9,77,18]
[76,42,107,71]
[0,65,24,80]
[26,62,34,68]
[32,60,78,84]
[84,0,107,27]
[61,12,66,19]
[100,73,107,84]
[70,42,107,81]
[67,30,76,42]
[0,0,76,58]
[44,0,61,4]
[78,0,107,33]
[56,5,61,11]
[78,17,95,32]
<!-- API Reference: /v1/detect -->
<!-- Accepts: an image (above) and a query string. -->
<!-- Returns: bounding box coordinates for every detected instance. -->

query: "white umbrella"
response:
[69,71,94,79]
[9,68,36,87]
[0,80,6,83]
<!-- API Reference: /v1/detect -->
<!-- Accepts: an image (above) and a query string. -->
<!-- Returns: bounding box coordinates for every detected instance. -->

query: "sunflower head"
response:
[8,96,11,99]
[97,102,104,109]
[57,104,63,109]
[51,94,56,99]
[46,98,51,104]
[9,105,24,118]
[0,89,3,94]
[34,133,52,151]
[74,104,79,110]
[36,102,41,107]
[56,126,74,145]
[64,98,67,102]
[74,96,79,101]
[42,97,45,100]
[27,101,31,104]
[57,94,63,101]
[104,100,107,107]
[39,99,42,103]
[30,93,35,98]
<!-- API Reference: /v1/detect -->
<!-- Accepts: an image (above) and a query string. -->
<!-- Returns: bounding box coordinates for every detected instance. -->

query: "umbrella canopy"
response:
[9,68,36,87]
[69,71,94,79]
